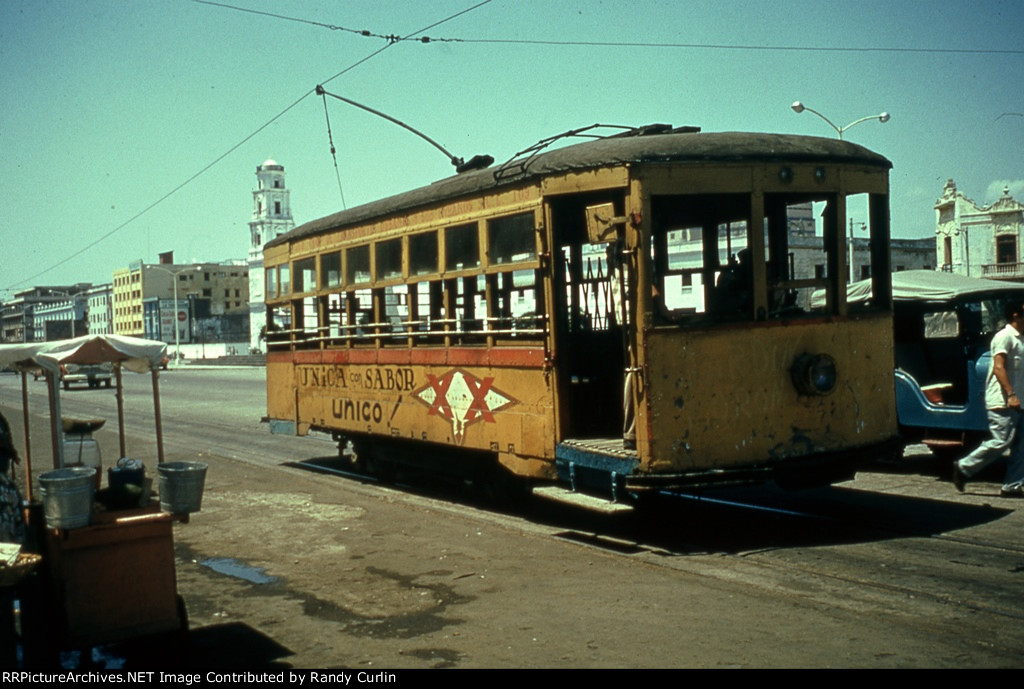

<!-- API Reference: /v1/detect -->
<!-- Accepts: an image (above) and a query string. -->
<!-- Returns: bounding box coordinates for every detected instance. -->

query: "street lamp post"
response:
[792,101,889,284]
[791,101,890,140]
[147,265,200,366]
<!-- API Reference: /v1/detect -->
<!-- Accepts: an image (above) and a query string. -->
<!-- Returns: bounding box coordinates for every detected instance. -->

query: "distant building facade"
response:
[112,254,249,341]
[32,295,87,341]
[248,160,295,352]
[936,179,1024,280]
[86,284,113,336]
[1,284,91,343]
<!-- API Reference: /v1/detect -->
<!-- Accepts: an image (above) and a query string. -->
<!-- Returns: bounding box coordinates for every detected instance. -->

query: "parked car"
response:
[845,271,1024,458]
[61,362,113,390]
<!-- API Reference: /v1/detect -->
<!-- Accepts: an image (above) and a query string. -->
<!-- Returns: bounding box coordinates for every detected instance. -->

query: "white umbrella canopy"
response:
[0,335,169,477]
[0,335,166,374]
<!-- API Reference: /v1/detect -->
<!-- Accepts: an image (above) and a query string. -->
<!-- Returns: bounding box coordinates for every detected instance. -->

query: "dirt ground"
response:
[32,448,1010,670]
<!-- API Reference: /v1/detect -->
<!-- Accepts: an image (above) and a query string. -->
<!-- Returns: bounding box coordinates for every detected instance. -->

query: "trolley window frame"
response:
[264,206,548,349]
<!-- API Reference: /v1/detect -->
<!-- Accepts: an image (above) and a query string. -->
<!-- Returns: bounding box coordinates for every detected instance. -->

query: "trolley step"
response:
[532,485,634,513]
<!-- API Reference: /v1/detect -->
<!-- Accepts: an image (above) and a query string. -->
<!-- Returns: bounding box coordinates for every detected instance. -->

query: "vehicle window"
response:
[278,264,291,296]
[376,238,402,281]
[488,212,536,264]
[383,284,409,337]
[265,267,278,299]
[294,257,315,293]
[409,231,438,276]
[923,310,959,339]
[445,223,480,272]
[347,245,370,285]
[321,252,341,289]
[977,298,1013,338]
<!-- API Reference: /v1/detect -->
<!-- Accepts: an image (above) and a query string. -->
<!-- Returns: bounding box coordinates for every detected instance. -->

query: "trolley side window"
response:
[488,212,537,265]
[410,231,439,276]
[650,191,890,323]
[321,251,342,289]
[265,266,278,300]
[278,264,291,297]
[347,245,371,285]
[650,193,752,321]
[266,303,291,346]
[445,223,480,272]
[293,257,316,294]
[375,238,403,282]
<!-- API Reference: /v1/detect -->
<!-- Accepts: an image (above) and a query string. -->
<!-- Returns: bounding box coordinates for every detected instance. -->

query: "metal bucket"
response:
[63,434,102,488]
[39,467,96,529]
[157,461,208,514]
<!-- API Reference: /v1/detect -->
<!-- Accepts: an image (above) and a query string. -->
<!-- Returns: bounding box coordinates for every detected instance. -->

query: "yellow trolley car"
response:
[264,125,897,499]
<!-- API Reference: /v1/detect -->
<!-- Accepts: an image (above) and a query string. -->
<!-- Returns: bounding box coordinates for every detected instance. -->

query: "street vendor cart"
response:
[0,334,193,656]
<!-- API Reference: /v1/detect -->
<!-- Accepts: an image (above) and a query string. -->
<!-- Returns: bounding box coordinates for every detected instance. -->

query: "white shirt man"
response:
[954,307,1024,498]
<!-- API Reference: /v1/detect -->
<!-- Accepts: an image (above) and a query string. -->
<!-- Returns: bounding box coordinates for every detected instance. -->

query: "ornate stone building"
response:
[248,160,295,352]
[936,179,1024,279]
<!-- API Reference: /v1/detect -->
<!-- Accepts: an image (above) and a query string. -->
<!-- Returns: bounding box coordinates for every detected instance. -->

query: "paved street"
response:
[2,367,1023,668]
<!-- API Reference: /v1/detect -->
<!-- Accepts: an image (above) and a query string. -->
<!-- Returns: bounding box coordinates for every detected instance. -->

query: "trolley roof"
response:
[268,129,892,249]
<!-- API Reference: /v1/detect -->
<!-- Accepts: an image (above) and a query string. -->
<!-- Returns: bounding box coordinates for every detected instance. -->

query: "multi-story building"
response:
[936,179,1024,280]
[112,255,249,339]
[31,295,87,341]
[1,284,91,343]
[86,284,113,336]
[248,160,295,352]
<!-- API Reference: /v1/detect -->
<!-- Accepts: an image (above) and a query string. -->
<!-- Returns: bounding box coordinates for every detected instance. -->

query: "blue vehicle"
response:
[848,271,1024,458]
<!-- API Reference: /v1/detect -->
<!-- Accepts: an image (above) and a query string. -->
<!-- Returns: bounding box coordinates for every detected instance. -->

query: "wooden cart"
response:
[44,505,188,647]
[0,335,187,654]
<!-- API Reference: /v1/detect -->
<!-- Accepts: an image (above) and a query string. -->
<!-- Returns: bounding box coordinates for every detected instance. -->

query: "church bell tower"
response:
[248,159,294,352]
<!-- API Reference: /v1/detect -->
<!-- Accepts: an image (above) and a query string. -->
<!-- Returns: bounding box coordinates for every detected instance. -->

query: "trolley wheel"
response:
[340,437,393,482]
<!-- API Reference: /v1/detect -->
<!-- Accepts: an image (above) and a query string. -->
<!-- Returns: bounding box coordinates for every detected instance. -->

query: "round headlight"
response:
[791,353,837,396]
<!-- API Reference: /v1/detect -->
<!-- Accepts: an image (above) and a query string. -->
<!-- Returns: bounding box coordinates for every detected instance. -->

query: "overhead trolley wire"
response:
[320,88,347,210]
[8,0,493,289]
[194,0,1024,56]
[11,90,314,288]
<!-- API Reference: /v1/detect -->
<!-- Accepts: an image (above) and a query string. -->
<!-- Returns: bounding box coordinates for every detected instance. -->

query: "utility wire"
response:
[12,90,313,288]
[445,37,1024,56]
[320,89,347,210]
[195,0,1024,56]
[9,1,492,289]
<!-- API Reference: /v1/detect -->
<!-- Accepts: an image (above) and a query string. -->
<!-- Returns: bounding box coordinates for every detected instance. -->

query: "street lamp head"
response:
[879,112,891,124]
[791,101,806,114]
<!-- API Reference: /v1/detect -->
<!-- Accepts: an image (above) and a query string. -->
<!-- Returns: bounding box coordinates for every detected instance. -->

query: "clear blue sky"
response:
[3,0,1022,293]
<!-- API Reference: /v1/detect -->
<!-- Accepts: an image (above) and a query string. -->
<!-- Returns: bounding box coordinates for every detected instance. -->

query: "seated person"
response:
[0,412,25,544]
